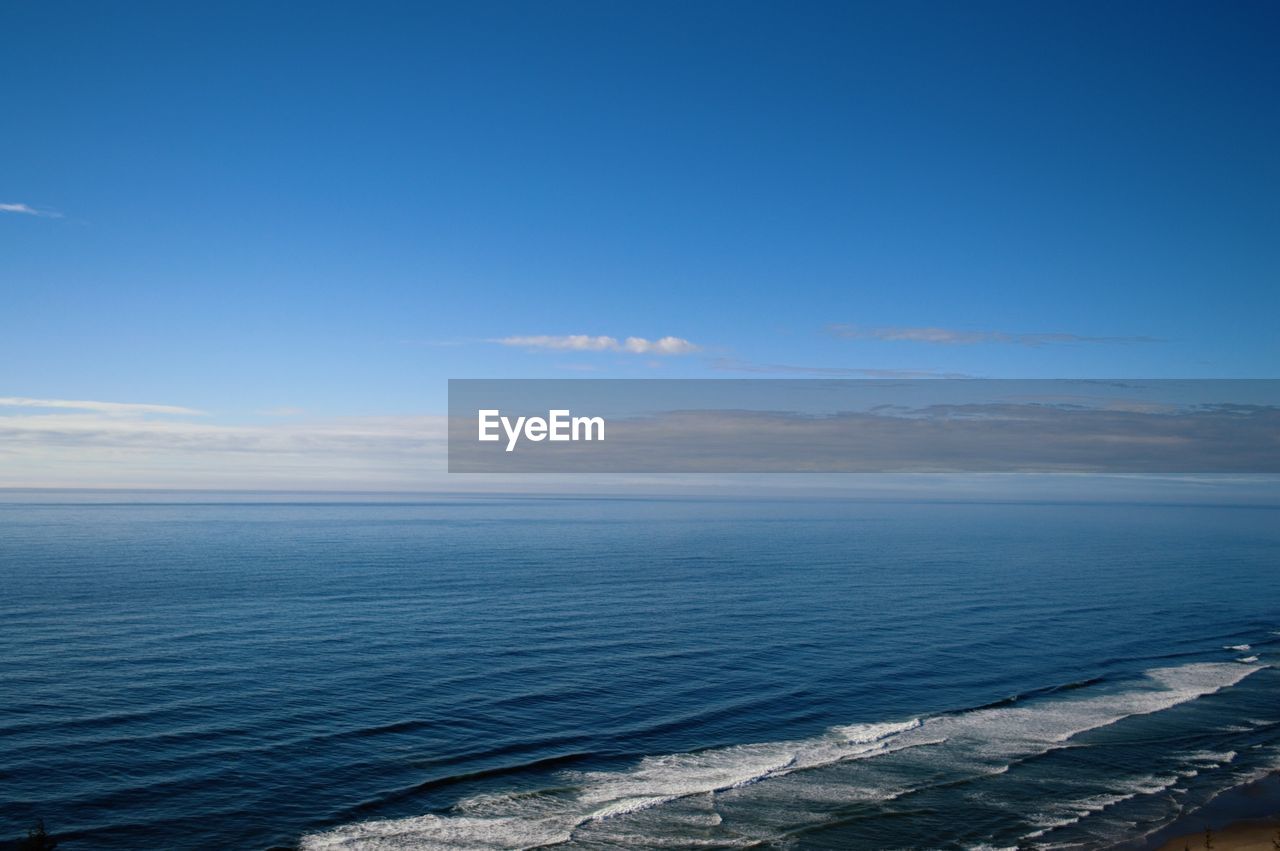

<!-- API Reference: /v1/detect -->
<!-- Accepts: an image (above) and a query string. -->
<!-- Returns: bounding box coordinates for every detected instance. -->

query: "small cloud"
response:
[0,397,204,416]
[711,358,973,379]
[625,336,701,355]
[828,324,1165,346]
[495,335,700,355]
[498,335,617,351]
[1,202,62,218]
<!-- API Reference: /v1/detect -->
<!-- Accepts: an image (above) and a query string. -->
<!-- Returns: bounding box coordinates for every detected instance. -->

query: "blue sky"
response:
[2,1,1278,487]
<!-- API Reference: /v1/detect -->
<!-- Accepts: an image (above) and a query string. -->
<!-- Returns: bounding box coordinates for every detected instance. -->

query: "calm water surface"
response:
[1,496,1278,849]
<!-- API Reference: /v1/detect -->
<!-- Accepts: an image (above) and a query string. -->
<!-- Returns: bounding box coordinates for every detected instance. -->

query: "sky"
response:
[2,1,1278,488]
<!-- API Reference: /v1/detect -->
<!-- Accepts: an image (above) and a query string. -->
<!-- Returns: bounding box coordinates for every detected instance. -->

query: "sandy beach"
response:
[1154,819,1280,851]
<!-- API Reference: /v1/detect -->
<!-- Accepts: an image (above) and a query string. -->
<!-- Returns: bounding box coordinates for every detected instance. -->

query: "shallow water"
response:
[1,497,1277,849]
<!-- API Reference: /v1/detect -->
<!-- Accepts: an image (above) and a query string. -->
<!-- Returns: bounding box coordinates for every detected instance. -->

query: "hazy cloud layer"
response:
[5,394,1279,498]
[0,397,206,416]
[710,358,972,379]
[496,335,700,355]
[828,325,1165,346]
[0,411,443,454]
[0,401,447,488]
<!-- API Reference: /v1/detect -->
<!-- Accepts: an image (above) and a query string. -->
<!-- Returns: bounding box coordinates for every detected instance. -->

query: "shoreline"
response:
[1132,772,1280,850]
[1154,819,1280,851]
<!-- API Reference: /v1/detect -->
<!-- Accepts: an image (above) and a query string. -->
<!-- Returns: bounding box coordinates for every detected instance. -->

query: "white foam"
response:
[1188,749,1237,768]
[300,662,1260,850]
[1236,655,1259,663]
[1225,644,1251,651]
[1023,771,1192,840]
[829,717,921,743]
[301,719,920,850]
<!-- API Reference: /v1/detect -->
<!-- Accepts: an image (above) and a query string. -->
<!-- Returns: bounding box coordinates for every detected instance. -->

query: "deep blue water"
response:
[1,496,1278,850]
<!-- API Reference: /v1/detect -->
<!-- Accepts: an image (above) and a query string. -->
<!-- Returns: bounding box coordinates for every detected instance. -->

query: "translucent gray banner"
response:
[447,379,1280,473]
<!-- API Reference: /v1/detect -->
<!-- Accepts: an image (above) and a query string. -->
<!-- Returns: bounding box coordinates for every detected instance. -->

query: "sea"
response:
[1,494,1278,850]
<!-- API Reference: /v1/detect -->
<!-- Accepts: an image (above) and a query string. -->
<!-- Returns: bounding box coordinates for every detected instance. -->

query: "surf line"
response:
[478,409,605,452]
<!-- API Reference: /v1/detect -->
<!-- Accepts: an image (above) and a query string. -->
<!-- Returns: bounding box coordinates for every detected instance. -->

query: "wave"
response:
[1022,770,1191,840]
[1225,644,1251,651]
[1188,749,1237,768]
[1020,749,1244,844]
[966,676,1106,712]
[299,662,1260,850]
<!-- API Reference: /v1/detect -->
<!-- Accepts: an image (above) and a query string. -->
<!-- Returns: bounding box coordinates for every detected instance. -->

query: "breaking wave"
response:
[300,662,1260,850]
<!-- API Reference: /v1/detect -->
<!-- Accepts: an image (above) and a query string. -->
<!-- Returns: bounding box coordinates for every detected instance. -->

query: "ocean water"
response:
[1,495,1278,850]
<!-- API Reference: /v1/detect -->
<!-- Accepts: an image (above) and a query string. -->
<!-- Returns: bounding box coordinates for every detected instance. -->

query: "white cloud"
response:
[0,202,61,218]
[496,335,700,355]
[828,325,1164,346]
[0,397,205,416]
